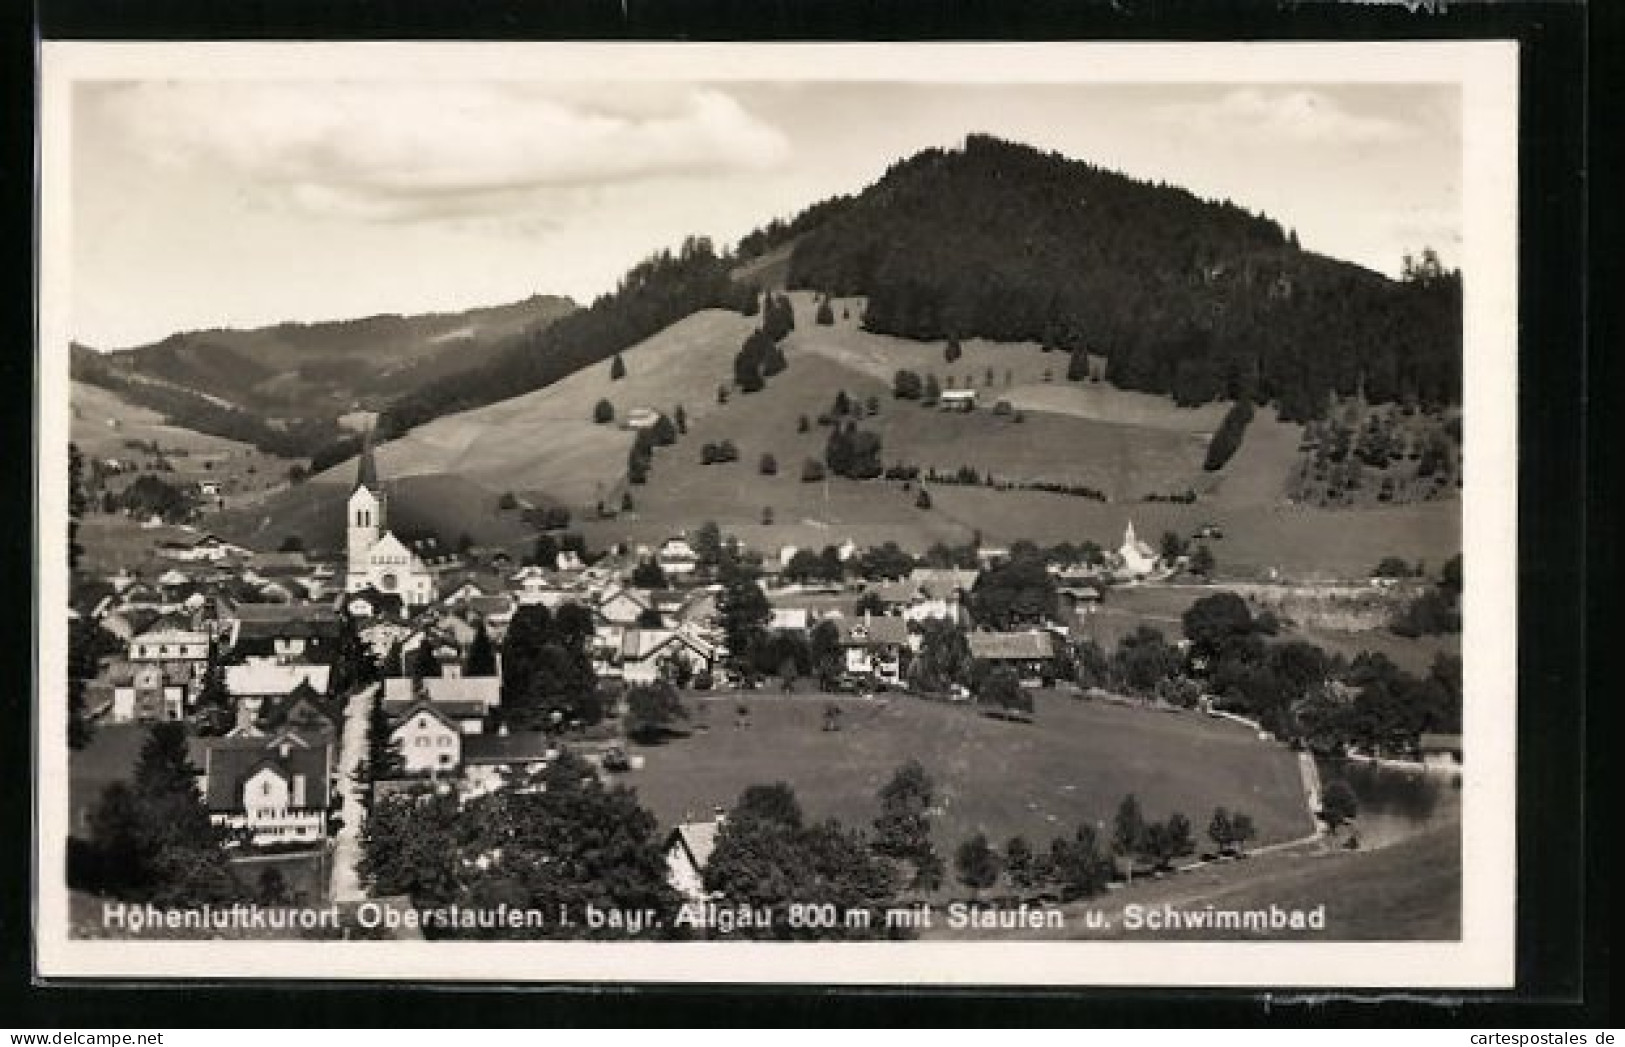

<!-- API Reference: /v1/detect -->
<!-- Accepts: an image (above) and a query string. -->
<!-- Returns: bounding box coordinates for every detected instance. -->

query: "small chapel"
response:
[345,432,436,607]
[1116,520,1160,579]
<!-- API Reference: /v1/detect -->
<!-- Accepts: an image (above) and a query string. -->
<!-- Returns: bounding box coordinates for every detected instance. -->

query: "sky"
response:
[69,77,1461,349]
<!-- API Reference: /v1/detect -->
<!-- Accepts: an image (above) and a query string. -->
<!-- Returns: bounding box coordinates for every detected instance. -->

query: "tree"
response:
[1149,812,1195,870]
[593,399,615,424]
[363,687,404,789]
[970,548,1058,629]
[872,760,940,889]
[1372,556,1413,578]
[810,620,843,687]
[409,639,442,680]
[1160,530,1188,562]
[705,788,895,940]
[735,782,804,830]
[1181,591,1257,663]
[1048,825,1113,900]
[717,566,772,672]
[1004,836,1038,890]
[1208,807,1235,854]
[816,298,835,325]
[801,458,827,483]
[466,622,497,676]
[945,336,962,363]
[759,453,778,476]
[893,369,923,400]
[923,374,942,404]
[498,491,518,511]
[623,681,690,741]
[976,664,1034,720]
[610,353,627,380]
[674,404,688,434]
[909,619,973,694]
[620,491,636,514]
[955,833,1002,896]
[1189,543,1216,577]
[1320,780,1359,831]
[1112,794,1147,864]
[88,723,240,903]
[631,559,668,589]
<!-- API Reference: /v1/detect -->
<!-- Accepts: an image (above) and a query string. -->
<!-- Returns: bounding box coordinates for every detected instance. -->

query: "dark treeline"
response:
[381,237,754,438]
[784,135,1461,421]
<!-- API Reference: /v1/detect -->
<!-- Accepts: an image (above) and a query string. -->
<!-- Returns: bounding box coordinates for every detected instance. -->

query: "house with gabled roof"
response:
[196,732,334,845]
[967,629,1061,685]
[616,627,717,685]
[665,815,724,903]
[388,701,463,775]
[837,614,910,685]
[381,675,499,734]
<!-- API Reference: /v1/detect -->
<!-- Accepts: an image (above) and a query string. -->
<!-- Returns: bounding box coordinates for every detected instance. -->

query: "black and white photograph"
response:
[33,41,1519,987]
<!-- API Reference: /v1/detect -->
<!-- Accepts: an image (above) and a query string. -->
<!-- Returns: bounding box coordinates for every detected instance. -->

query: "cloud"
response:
[95,81,791,220]
[1156,88,1421,147]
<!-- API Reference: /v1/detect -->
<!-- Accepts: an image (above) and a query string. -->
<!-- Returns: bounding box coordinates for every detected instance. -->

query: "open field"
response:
[622,690,1315,855]
[922,817,1461,941]
[73,380,301,506]
[313,308,763,505]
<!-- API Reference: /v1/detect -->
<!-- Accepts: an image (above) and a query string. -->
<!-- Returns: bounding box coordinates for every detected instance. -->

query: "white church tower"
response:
[346,430,385,593]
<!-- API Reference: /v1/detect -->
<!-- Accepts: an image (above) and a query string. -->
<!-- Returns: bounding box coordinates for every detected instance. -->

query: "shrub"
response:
[593,399,614,424]
[1203,400,1255,471]
[801,459,827,483]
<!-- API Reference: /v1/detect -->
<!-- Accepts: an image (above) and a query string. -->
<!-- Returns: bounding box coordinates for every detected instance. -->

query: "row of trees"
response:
[1066,589,1463,755]
[1203,399,1255,471]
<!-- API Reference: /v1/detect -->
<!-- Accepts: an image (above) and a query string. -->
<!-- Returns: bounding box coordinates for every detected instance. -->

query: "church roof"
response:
[355,428,379,492]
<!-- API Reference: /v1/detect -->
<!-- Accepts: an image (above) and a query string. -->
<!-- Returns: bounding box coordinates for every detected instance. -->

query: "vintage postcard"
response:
[35,40,1517,986]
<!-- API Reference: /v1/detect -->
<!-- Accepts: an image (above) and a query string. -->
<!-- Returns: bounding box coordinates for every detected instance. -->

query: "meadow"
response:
[621,689,1315,856]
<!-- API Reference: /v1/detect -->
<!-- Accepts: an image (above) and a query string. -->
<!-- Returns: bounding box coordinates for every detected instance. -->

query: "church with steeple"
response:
[345,431,436,607]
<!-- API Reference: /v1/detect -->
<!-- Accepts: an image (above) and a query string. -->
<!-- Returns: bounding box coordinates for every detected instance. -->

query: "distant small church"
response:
[1116,520,1159,579]
[346,432,436,607]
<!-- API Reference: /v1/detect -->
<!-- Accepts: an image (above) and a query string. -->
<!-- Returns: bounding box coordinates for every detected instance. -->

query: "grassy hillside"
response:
[296,291,1458,580]
[208,472,544,555]
[71,381,257,460]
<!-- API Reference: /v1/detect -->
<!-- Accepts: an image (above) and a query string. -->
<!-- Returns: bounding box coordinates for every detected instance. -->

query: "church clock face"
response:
[380,572,398,591]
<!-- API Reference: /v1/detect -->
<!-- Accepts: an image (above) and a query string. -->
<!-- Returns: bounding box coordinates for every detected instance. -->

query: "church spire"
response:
[355,426,379,492]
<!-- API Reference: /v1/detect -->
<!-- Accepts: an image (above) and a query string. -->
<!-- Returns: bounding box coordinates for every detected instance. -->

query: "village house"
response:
[381,675,500,735]
[615,628,717,685]
[388,702,463,775]
[967,629,1062,686]
[656,537,700,578]
[837,614,911,686]
[664,815,723,904]
[196,732,334,846]
[460,729,557,795]
[158,531,244,564]
[106,660,189,723]
[342,584,406,621]
[621,407,662,431]
[129,625,210,665]
[229,604,341,665]
[225,661,333,704]
[939,387,977,412]
[1419,732,1463,772]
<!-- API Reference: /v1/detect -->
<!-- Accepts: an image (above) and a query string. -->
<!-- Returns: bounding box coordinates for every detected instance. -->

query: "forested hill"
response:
[779,134,1461,420]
